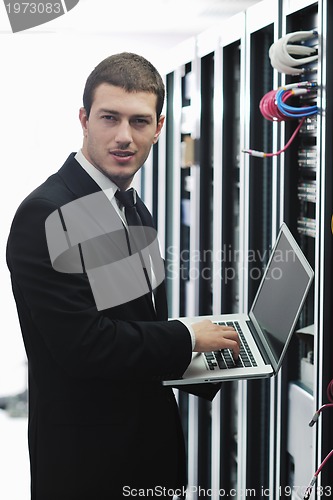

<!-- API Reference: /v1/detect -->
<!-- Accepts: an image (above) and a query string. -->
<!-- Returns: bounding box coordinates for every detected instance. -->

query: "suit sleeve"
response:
[7,197,192,381]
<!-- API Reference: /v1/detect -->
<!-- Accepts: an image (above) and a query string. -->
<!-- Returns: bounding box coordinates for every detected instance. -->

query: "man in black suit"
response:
[6,52,239,499]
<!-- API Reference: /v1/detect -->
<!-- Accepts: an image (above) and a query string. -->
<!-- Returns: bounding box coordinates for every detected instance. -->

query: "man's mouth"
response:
[111,150,135,158]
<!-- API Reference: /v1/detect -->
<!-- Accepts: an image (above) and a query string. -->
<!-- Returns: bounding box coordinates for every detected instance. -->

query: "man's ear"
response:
[153,115,165,144]
[79,107,89,137]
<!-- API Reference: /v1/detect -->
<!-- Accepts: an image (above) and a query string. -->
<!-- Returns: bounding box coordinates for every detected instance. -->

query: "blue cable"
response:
[276,88,318,118]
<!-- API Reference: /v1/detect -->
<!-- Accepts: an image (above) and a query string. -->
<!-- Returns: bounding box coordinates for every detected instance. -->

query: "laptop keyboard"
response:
[204,321,258,370]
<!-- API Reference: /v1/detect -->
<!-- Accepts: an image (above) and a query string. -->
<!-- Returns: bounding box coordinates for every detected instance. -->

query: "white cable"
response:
[269,30,318,75]
[272,37,317,66]
[275,37,318,66]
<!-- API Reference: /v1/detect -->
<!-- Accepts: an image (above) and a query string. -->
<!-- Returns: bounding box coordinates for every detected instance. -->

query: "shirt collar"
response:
[75,149,119,202]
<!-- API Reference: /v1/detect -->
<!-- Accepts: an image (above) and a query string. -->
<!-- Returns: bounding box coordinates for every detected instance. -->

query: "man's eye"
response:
[134,118,149,125]
[102,115,115,121]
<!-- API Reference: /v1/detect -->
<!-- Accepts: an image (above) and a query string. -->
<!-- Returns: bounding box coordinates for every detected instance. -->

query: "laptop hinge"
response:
[246,321,271,366]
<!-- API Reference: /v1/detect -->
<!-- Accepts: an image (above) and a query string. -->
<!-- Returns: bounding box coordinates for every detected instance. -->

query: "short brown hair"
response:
[83,52,165,119]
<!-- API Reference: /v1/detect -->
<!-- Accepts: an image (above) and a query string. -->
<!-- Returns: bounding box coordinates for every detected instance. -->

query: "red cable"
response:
[263,117,305,157]
[259,89,293,122]
[315,449,333,476]
[244,90,307,157]
[326,379,333,403]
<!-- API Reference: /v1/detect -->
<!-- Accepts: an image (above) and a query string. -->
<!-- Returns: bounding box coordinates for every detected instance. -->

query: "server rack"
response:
[211,15,246,495]
[243,5,279,496]
[319,0,333,492]
[278,4,319,498]
[144,0,333,498]
[280,1,333,498]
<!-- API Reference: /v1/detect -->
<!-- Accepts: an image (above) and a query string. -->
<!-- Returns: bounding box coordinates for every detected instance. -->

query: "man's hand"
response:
[192,320,240,358]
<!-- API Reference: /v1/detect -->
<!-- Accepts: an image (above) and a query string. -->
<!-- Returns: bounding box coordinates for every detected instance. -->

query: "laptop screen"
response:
[249,224,314,369]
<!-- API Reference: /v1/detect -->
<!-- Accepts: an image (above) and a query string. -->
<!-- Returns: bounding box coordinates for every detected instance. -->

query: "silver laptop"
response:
[163,223,314,386]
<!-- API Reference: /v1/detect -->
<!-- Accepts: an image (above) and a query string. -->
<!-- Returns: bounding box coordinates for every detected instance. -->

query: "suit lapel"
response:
[57,154,165,318]
[58,153,102,199]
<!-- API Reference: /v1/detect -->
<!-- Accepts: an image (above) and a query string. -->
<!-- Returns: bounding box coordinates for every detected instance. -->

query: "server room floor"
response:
[0,410,29,500]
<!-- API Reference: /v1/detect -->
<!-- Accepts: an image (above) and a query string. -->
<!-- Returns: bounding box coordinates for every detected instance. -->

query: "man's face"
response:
[79,83,164,190]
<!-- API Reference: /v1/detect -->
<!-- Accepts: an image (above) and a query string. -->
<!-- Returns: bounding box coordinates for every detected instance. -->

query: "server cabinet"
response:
[280,1,333,498]
[212,16,246,495]
[162,39,214,497]
[278,4,319,498]
[319,0,333,493]
[148,0,333,498]
[241,3,280,497]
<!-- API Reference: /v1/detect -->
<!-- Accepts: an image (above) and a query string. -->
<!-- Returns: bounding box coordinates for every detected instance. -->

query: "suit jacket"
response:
[7,154,196,499]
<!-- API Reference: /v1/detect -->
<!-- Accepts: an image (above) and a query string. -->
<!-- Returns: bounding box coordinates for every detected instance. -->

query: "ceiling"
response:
[71,0,261,35]
[0,0,261,46]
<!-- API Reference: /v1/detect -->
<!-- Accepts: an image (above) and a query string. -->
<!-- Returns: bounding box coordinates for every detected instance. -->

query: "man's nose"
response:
[115,120,133,145]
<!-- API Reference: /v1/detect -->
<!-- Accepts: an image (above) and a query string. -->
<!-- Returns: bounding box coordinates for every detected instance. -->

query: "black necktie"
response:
[115,188,142,229]
[115,188,153,293]
[115,189,168,319]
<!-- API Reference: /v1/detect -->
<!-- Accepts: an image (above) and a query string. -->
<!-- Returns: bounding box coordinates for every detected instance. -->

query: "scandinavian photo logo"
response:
[3,0,80,33]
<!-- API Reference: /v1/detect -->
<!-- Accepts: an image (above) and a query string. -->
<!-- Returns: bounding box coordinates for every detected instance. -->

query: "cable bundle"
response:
[260,83,318,121]
[243,82,318,158]
[242,30,319,158]
[269,30,318,75]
